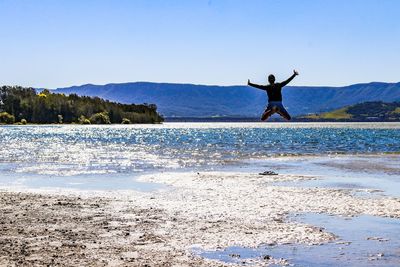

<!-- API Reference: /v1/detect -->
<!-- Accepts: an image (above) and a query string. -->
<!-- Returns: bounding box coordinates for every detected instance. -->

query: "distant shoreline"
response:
[2,120,400,125]
[164,117,399,122]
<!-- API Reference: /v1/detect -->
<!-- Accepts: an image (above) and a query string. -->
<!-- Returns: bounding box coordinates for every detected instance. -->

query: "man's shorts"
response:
[266,101,286,111]
[263,101,291,120]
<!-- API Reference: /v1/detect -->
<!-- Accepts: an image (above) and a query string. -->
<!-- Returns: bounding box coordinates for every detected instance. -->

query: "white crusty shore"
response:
[1,171,400,266]
[137,171,400,245]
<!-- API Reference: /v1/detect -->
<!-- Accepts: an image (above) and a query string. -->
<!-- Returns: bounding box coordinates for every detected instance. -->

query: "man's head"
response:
[268,74,275,84]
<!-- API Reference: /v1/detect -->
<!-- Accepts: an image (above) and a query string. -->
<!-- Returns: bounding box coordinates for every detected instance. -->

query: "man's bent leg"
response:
[277,107,291,121]
[261,108,276,121]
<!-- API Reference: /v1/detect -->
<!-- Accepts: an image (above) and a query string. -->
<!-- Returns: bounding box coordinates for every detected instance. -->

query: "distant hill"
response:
[1,86,163,124]
[298,101,400,121]
[52,81,400,118]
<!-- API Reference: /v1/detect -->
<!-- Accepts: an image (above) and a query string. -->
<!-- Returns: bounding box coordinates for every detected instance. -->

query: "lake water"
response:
[0,122,399,177]
[197,213,400,267]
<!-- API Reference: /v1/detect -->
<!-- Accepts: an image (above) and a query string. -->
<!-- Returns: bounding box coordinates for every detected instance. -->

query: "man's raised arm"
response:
[280,70,299,87]
[247,79,267,90]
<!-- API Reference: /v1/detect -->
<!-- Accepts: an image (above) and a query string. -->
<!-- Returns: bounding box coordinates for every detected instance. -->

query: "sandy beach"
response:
[1,169,399,266]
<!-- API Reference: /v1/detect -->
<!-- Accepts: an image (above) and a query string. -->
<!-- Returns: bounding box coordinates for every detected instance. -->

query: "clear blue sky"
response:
[1,0,399,88]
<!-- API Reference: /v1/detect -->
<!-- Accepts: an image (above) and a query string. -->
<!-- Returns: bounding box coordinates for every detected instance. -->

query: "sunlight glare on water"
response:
[0,123,399,176]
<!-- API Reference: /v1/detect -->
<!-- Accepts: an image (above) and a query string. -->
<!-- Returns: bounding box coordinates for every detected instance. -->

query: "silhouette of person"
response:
[248,70,298,121]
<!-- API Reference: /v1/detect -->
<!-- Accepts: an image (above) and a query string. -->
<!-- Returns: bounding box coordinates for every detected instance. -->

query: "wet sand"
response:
[1,171,400,266]
[0,188,226,266]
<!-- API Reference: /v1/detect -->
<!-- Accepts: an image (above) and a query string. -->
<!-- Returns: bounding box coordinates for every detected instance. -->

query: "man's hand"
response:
[293,70,299,76]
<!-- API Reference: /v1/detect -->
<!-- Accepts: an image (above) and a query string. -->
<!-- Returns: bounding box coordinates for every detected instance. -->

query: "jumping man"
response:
[248,70,299,121]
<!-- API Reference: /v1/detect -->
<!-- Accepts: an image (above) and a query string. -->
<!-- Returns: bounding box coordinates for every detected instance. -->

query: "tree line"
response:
[0,86,164,124]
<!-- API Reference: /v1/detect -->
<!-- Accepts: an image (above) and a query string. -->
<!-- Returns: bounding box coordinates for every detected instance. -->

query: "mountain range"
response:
[52,81,400,118]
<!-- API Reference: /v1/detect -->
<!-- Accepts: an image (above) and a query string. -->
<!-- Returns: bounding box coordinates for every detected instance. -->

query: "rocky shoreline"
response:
[1,171,399,266]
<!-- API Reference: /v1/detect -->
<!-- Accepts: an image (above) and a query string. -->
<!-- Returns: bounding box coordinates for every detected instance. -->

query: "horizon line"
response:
[29,80,400,90]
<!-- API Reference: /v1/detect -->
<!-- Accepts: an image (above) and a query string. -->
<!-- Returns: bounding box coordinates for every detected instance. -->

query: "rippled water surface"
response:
[0,123,399,176]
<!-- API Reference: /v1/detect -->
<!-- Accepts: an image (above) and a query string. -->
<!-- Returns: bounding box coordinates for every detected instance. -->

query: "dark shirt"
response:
[248,74,296,102]
[249,83,284,102]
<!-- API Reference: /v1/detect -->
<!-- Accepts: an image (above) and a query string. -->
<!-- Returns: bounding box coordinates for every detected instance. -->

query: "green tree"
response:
[0,112,15,124]
[78,115,91,124]
[121,118,131,124]
[90,112,111,124]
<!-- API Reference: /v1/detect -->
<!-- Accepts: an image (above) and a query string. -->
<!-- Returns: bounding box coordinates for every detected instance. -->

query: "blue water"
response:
[0,123,399,177]
[197,213,400,267]
[251,155,400,196]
